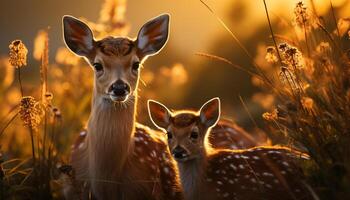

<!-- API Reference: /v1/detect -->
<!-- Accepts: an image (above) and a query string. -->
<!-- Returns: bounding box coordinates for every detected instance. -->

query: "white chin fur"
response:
[110,94,128,102]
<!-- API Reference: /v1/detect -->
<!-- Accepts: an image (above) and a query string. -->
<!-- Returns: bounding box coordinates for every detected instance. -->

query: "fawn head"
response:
[148,98,220,162]
[62,14,170,103]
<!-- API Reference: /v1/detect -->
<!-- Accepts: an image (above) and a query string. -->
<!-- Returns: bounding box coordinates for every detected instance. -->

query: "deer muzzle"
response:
[108,80,131,102]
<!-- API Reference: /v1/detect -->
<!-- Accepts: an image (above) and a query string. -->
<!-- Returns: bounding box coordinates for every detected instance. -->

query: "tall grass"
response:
[199,0,350,199]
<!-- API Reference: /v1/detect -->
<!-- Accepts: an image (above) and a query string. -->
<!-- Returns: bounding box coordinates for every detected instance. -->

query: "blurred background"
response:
[0,0,349,157]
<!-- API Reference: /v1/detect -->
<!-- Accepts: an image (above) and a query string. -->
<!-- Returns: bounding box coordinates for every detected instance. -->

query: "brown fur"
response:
[148,100,313,200]
[69,35,182,199]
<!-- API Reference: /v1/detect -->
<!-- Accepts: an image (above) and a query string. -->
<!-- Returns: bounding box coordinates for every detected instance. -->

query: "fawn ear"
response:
[136,14,170,60]
[199,98,221,128]
[148,100,172,131]
[62,15,95,57]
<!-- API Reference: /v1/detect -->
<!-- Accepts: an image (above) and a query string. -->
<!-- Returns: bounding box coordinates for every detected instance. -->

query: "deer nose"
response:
[110,80,130,96]
[172,146,187,159]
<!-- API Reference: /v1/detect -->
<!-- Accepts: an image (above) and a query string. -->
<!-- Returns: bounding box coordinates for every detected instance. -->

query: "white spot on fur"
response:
[163,167,169,174]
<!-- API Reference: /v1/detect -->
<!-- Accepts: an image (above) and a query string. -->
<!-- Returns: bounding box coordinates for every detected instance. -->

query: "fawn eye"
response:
[93,63,103,71]
[166,131,173,140]
[190,131,199,139]
[132,62,140,71]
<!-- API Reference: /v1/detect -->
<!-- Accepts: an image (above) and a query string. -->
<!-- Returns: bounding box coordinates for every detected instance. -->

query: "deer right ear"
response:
[62,15,95,57]
[148,100,172,131]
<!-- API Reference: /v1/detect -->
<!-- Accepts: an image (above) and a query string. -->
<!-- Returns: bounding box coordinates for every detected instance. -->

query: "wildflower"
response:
[293,2,310,28]
[279,43,304,70]
[42,92,53,108]
[315,42,331,55]
[301,97,314,111]
[336,18,350,37]
[262,108,278,121]
[8,40,28,68]
[19,96,43,131]
[52,106,62,119]
[265,46,278,63]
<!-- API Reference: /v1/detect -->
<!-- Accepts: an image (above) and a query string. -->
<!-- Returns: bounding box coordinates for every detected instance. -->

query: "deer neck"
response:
[177,149,208,200]
[87,91,137,183]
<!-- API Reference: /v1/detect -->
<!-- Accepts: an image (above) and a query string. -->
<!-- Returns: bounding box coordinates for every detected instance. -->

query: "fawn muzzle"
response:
[172,146,189,161]
[108,80,130,102]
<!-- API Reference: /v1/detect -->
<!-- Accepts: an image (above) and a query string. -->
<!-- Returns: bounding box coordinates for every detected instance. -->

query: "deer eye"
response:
[190,131,199,139]
[166,131,173,140]
[93,63,103,71]
[132,62,140,71]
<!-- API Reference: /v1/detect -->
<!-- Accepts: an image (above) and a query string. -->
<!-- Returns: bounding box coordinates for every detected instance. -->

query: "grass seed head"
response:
[262,108,278,121]
[265,46,278,63]
[19,96,43,131]
[294,1,310,28]
[8,40,28,68]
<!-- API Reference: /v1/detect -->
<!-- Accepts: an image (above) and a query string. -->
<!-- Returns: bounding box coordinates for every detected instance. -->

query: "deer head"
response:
[148,98,221,162]
[62,14,170,105]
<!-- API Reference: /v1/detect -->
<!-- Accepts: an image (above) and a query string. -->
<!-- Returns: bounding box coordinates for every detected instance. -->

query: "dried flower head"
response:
[315,42,331,55]
[336,18,350,37]
[265,46,278,63]
[293,2,310,28]
[279,43,304,70]
[19,96,43,131]
[52,106,62,119]
[262,108,278,121]
[301,97,314,111]
[9,40,28,68]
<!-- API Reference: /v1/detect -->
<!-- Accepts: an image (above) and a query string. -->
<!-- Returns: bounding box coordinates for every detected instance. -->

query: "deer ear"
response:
[148,100,172,131]
[199,98,221,128]
[62,15,95,57]
[136,14,170,60]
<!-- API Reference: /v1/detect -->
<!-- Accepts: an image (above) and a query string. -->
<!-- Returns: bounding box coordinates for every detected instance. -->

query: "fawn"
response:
[148,98,313,200]
[63,14,183,199]
[208,118,267,150]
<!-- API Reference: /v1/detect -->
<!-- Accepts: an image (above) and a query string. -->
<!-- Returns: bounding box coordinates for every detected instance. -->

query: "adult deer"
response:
[148,98,313,200]
[63,14,183,199]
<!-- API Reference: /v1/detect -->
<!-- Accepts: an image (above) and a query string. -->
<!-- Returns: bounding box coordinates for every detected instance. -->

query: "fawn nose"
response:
[172,146,187,159]
[110,80,130,97]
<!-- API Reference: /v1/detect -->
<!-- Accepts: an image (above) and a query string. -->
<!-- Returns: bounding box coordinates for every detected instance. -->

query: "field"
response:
[0,0,349,199]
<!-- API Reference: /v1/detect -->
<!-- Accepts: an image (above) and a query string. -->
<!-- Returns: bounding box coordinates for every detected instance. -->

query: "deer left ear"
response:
[136,14,170,60]
[148,100,172,131]
[199,98,221,128]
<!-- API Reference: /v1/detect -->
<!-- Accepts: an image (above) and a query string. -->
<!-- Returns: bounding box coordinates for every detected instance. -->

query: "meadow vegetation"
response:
[0,0,349,199]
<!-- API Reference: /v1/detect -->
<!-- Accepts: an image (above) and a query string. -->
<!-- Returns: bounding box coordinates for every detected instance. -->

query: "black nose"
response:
[110,80,130,96]
[172,146,187,159]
